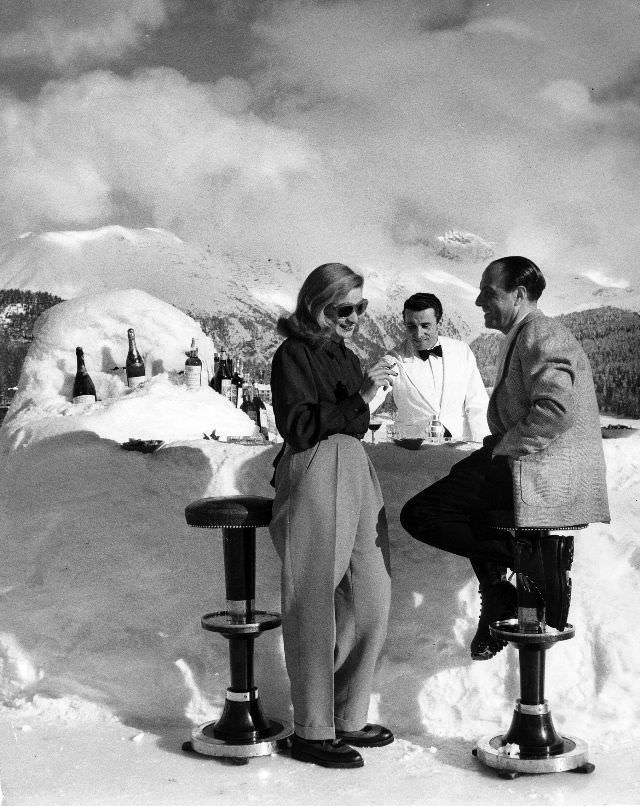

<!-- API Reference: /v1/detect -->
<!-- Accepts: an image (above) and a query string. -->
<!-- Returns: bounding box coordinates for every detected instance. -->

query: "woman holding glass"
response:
[270,263,397,769]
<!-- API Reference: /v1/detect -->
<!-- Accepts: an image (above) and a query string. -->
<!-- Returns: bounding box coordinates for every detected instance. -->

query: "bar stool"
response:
[473,510,595,778]
[182,495,291,761]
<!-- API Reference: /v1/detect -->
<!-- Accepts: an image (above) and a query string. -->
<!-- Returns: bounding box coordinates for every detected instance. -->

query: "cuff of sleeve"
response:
[337,392,368,421]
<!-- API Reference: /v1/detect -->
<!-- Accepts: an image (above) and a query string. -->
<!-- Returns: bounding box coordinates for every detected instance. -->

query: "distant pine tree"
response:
[0,289,64,399]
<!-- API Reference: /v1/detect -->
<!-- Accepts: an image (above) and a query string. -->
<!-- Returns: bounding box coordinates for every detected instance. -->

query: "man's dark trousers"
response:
[400,443,515,581]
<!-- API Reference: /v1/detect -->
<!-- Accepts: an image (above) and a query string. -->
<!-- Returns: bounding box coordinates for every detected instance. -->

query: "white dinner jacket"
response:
[370,336,489,442]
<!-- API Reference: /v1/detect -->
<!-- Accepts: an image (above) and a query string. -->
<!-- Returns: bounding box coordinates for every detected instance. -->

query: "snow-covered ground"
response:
[0,290,639,805]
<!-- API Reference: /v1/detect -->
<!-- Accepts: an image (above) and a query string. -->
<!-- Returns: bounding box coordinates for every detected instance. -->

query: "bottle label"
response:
[73,394,96,405]
[221,379,234,402]
[184,365,202,388]
[127,375,146,389]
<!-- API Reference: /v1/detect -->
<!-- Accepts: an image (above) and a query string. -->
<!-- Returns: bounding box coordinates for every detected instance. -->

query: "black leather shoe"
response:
[540,534,573,630]
[515,534,573,631]
[470,579,517,661]
[290,734,364,768]
[335,724,394,747]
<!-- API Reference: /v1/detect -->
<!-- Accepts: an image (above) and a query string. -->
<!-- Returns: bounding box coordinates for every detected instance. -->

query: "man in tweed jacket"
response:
[401,256,610,661]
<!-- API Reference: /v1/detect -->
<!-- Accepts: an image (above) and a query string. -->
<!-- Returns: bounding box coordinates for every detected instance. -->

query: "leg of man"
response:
[400,445,514,571]
[400,446,516,660]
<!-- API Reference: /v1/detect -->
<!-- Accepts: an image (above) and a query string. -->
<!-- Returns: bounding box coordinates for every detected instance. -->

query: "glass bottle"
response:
[126,328,146,388]
[184,337,202,388]
[73,347,97,404]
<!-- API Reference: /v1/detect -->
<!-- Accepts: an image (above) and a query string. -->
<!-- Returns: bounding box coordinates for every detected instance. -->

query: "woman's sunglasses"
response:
[329,298,369,319]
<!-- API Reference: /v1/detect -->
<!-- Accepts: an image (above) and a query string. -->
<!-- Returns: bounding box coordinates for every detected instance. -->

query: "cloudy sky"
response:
[1,0,640,305]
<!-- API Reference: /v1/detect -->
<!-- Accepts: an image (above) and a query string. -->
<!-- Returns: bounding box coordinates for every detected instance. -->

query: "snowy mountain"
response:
[435,230,495,263]
[0,226,276,317]
[0,227,472,361]
[3,226,640,366]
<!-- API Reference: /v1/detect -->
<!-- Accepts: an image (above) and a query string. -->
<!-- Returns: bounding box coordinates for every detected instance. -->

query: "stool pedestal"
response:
[473,518,594,778]
[474,620,592,777]
[184,496,291,761]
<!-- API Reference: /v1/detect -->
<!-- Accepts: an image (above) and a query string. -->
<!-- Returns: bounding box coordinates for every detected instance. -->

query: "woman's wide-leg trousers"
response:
[270,434,391,740]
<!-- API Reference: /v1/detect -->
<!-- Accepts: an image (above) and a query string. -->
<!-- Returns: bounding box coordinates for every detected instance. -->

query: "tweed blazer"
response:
[489,310,610,528]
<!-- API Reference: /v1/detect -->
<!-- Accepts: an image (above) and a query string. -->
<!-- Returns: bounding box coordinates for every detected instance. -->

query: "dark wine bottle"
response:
[73,347,97,404]
[184,337,202,388]
[231,357,244,408]
[126,328,146,388]
[214,348,233,400]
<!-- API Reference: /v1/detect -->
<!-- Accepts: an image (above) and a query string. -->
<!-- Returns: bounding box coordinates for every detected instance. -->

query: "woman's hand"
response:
[359,355,397,404]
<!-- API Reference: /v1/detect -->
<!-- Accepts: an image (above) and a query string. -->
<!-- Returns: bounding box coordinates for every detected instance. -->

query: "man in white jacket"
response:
[371,293,489,443]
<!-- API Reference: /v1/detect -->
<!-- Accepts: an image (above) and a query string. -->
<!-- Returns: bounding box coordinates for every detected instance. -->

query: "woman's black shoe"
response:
[290,734,364,768]
[470,579,517,660]
[335,723,394,747]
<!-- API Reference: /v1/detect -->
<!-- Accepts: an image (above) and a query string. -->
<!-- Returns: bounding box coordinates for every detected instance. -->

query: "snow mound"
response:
[2,288,255,444]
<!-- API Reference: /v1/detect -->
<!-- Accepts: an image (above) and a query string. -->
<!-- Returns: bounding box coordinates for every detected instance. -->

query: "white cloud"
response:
[0,0,169,70]
[465,16,536,41]
[539,80,601,120]
[244,0,640,298]
[0,68,318,246]
[583,270,630,289]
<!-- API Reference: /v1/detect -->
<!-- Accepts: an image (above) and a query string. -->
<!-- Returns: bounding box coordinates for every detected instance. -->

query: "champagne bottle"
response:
[215,348,233,400]
[184,337,202,389]
[210,353,218,389]
[126,328,146,388]
[73,346,97,404]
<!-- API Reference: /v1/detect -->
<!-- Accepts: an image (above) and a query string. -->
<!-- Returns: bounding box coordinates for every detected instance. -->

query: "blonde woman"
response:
[270,263,396,769]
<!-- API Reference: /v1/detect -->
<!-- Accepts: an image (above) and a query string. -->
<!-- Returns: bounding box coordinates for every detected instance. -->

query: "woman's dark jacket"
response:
[270,327,370,452]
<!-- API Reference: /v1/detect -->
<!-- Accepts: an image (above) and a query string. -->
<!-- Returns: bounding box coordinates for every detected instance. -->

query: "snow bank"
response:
[0,289,639,755]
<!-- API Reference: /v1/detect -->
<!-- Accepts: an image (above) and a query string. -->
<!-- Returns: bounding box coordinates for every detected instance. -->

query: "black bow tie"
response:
[418,345,442,360]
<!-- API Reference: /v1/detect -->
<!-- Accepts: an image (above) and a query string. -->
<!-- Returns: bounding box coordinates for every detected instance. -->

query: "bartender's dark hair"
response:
[403,292,443,323]
[486,256,546,301]
[277,263,364,343]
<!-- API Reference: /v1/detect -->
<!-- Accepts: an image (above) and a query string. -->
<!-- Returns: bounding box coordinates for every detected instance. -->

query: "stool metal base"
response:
[190,718,292,759]
[475,734,591,776]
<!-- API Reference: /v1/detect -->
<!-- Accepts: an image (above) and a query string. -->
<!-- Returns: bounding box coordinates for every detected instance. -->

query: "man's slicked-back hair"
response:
[486,256,546,301]
[403,292,443,323]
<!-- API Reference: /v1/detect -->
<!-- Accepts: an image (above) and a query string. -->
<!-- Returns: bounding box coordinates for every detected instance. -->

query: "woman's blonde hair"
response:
[277,263,364,343]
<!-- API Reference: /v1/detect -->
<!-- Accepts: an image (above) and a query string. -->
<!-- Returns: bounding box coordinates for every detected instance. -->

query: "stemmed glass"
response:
[368,419,383,444]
